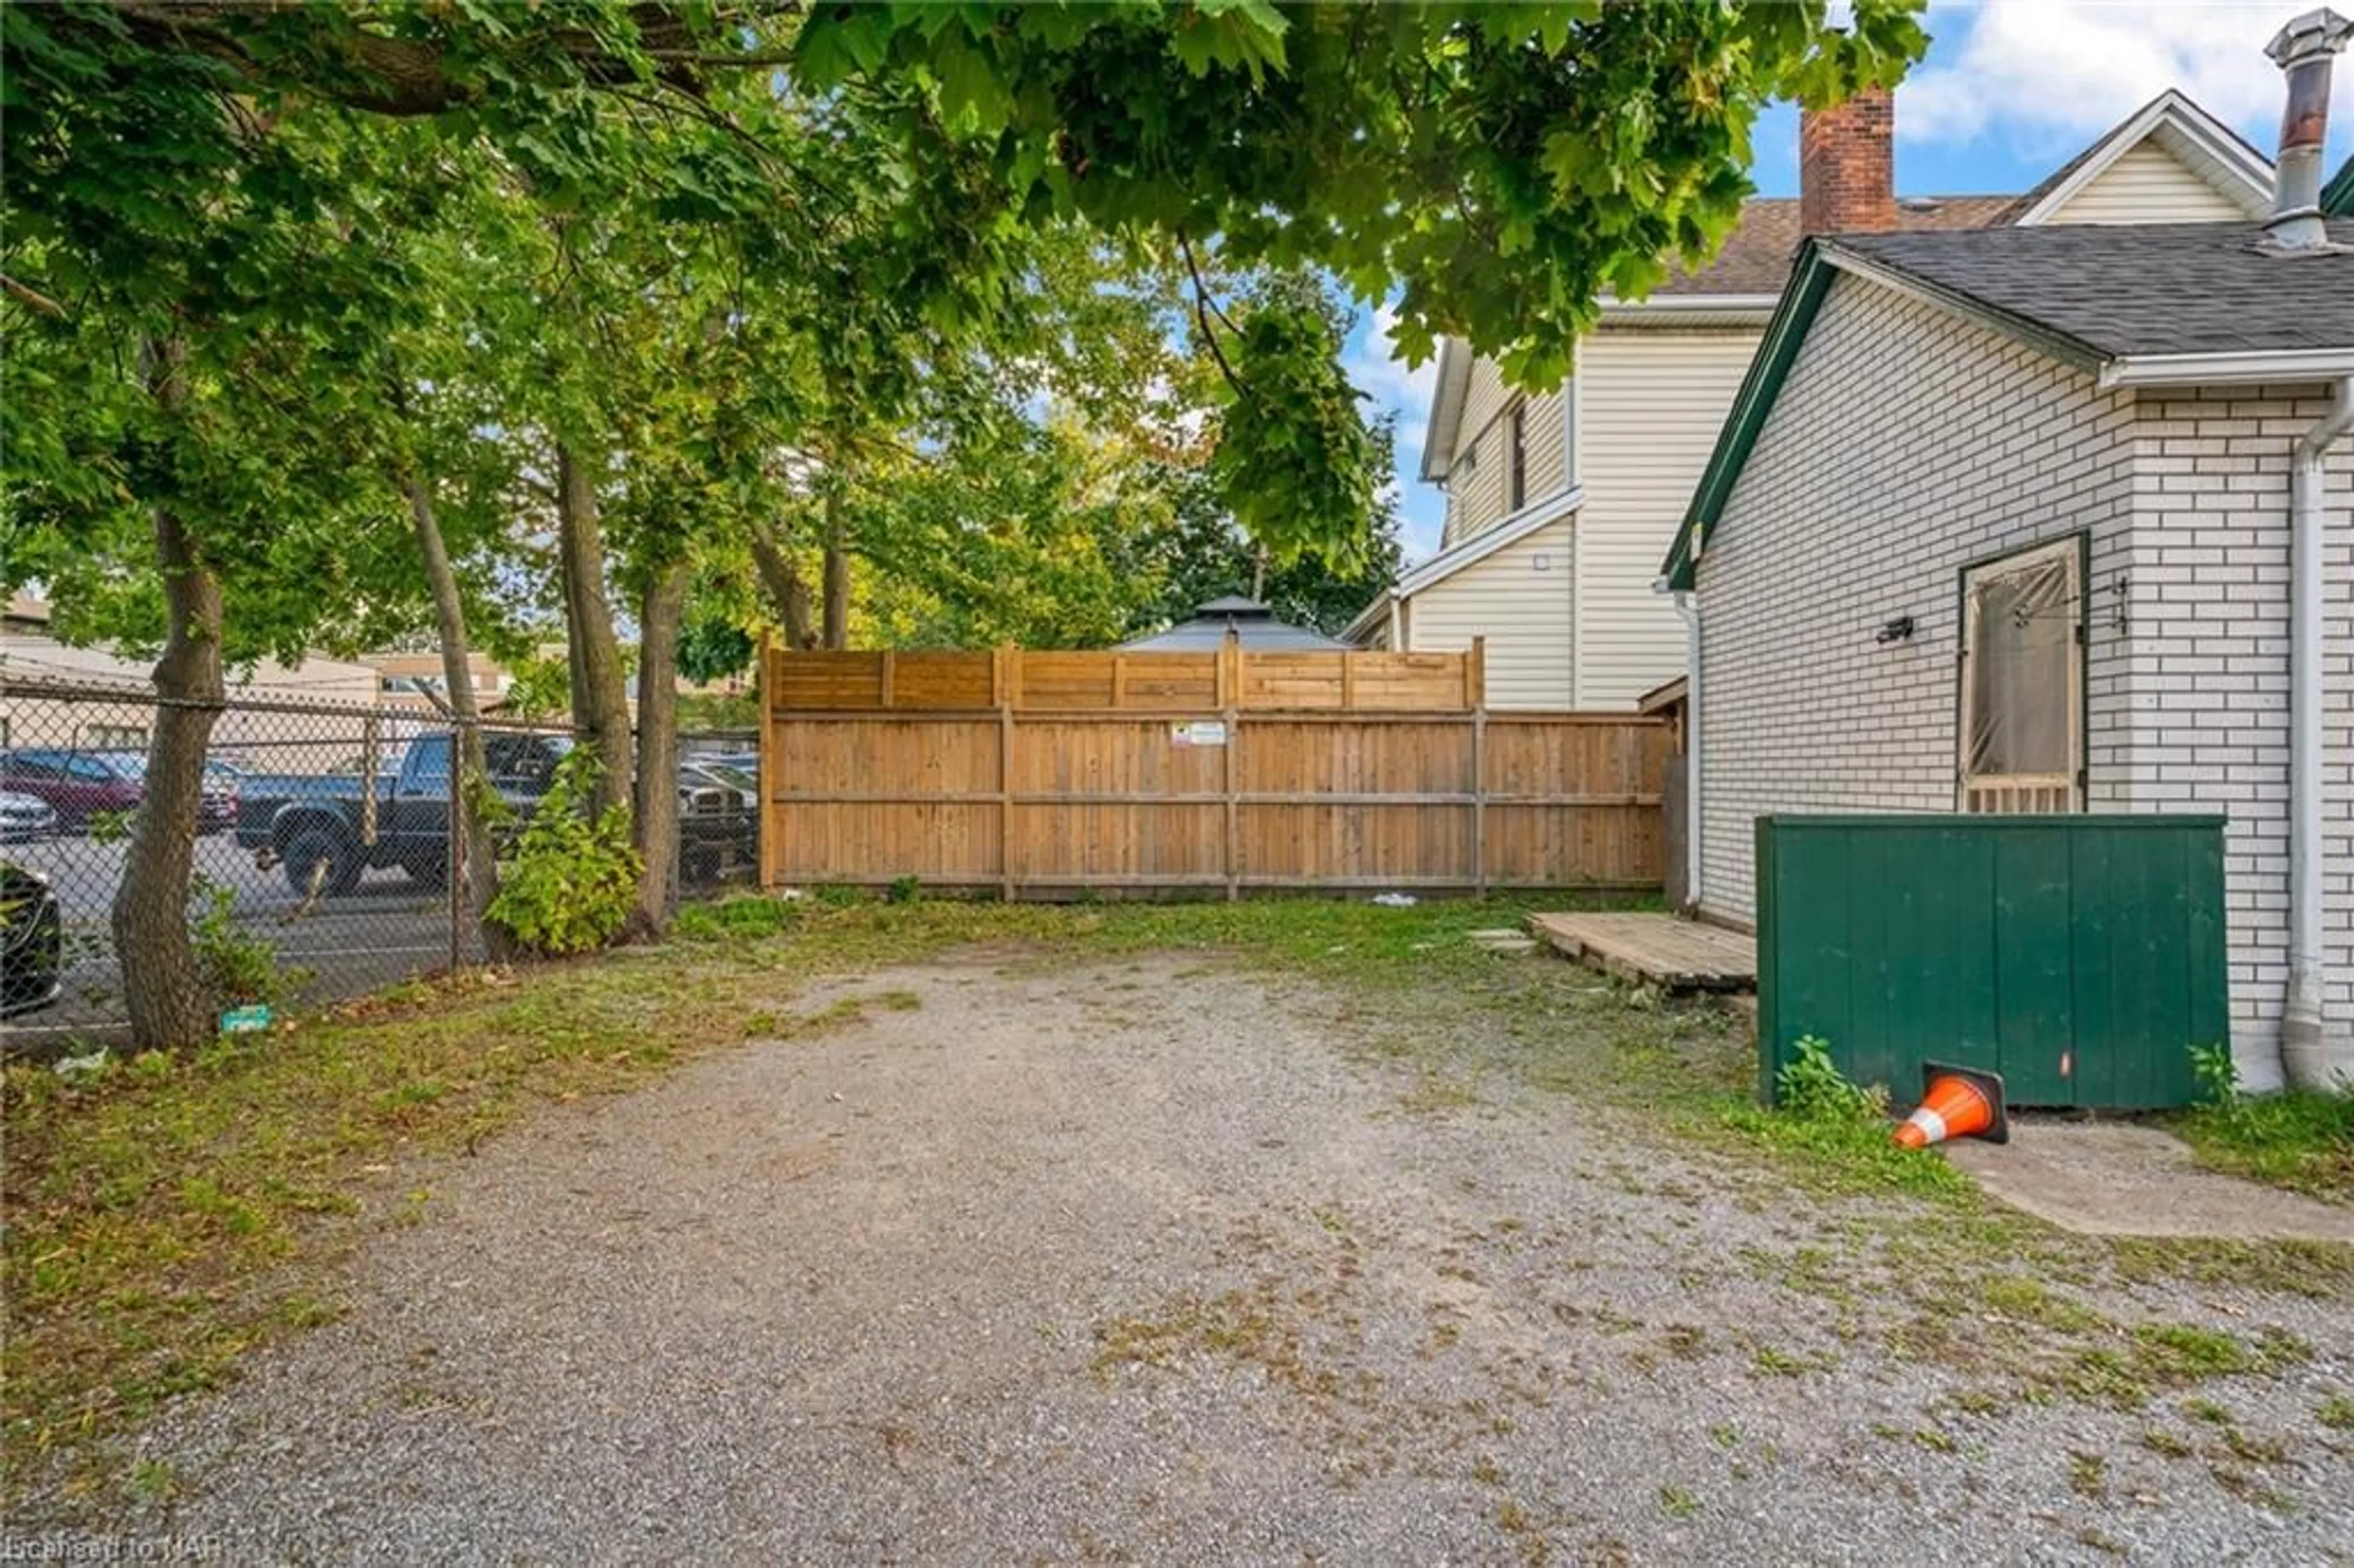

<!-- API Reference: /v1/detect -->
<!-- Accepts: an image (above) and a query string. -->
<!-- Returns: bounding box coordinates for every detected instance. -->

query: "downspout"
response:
[2282,375,2354,1090]
[1669,584,1702,915]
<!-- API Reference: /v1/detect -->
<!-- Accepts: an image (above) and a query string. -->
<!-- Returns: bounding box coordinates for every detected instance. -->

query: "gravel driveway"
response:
[38,946,2354,1564]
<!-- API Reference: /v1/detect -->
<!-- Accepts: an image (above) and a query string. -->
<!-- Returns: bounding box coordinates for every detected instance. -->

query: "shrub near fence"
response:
[759,639,1668,898]
[0,679,759,1046]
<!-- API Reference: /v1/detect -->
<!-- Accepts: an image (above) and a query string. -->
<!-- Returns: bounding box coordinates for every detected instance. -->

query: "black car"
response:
[1,862,64,1019]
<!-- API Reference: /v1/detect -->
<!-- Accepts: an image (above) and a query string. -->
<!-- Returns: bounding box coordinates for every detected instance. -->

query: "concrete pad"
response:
[1942,1119,2354,1244]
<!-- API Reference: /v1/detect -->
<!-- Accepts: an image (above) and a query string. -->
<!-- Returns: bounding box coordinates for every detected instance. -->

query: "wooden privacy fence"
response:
[759,639,1667,897]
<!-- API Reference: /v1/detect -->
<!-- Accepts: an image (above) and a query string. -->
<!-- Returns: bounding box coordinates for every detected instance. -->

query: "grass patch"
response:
[1715,1102,1972,1201]
[1,901,1027,1475]
[2171,1089,2354,1201]
[1979,1275,2102,1333]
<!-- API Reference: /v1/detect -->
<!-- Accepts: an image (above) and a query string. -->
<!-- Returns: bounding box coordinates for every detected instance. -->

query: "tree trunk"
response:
[403,474,520,964]
[747,519,818,650]
[554,444,635,817]
[1251,543,1270,602]
[820,485,850,650]
[112,337,223,1051]
[629,561,686,940]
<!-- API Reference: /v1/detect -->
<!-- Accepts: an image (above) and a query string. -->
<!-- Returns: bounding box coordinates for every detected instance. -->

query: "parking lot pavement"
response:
[4,829,752,1045]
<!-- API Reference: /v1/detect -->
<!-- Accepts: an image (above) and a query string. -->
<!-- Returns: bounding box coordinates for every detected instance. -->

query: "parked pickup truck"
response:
[235,733,751,896]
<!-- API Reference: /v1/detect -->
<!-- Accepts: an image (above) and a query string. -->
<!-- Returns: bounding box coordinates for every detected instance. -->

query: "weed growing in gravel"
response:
[2318,1395,2354,1430]
[1979,1276,2102,1333]
[2220,1428,2289,1464]
[2068,1452,2108,1498]
[1656,1485,1701,1520]
[128,1459,180,1502]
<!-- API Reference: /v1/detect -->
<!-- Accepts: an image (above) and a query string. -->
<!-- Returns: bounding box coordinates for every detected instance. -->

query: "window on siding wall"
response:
[83,723,148,751]
[1505,401,1526,514]
[1957,536,2082,814]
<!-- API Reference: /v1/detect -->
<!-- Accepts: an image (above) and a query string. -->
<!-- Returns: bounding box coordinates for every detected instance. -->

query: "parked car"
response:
[679,761,757,883]
[1,862,64,1018]
[0,791,58,843]
[235,732,559,894]
[0,748,235,834]
[235,733,752,896]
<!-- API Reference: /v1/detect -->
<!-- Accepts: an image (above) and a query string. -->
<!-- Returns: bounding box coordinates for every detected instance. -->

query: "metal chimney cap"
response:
[2267,8,2353,67]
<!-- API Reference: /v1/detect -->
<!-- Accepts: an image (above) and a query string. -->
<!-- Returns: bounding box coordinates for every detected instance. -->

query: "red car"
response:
[0,748,236,834]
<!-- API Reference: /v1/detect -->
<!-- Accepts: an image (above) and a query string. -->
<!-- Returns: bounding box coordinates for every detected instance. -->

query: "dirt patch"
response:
[15,948,2353,1563]
[1945,1119,2354,1243]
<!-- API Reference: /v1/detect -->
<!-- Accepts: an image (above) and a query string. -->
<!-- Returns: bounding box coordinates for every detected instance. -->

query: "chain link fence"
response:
[1,678,759,1048]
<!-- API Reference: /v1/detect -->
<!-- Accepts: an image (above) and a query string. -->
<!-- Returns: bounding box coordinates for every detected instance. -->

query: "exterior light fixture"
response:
[1875,615,1916,644]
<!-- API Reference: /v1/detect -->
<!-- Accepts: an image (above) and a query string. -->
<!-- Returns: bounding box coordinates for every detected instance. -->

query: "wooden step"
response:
[1525,911,1756,994]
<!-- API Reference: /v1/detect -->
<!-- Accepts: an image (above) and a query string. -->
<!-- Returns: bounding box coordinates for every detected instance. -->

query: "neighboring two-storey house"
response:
[1346,88,2277,711]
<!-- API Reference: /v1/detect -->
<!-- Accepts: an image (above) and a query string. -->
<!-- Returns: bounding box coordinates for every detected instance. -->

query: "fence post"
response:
[359,711,381,848]
[1221,631,1241,902]
[755,633,772,889]
[448,715,465,971]
[1471,637,1487,898]
[996,642,1015,902]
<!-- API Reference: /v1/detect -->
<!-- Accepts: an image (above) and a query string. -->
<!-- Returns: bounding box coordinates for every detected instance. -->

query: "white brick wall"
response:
[1694,275,2353,1089]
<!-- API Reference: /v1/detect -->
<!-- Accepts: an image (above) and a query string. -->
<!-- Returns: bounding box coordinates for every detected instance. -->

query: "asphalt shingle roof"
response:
[1829,221,2354,360]
[1654,194,2017,296]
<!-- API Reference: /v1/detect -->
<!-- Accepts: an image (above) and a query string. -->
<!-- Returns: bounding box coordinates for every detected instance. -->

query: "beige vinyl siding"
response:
[1405,516,1575,709]
[1441,360,1569,547]
[1572,329,1759,708]
[2046,142,2249,224]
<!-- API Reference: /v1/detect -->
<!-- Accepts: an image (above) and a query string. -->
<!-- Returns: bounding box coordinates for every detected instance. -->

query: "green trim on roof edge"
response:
[2325,156,2354,218]
[1661,244,1835,591]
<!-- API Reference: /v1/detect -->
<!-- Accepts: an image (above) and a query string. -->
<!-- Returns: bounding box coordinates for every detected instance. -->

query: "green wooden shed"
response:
[1756,814,2230,1111]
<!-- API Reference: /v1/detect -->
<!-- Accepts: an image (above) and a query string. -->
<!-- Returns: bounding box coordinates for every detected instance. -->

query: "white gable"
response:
[2046,141,2257,225]
[2014,90,2271,227]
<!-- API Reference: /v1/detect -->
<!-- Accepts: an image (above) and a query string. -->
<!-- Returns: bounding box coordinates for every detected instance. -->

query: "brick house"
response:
[1661,189,2354,1090]
[1347,88,2277,710]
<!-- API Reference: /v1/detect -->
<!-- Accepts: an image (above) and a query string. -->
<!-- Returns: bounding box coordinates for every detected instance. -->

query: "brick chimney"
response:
[1800,86,1897,235]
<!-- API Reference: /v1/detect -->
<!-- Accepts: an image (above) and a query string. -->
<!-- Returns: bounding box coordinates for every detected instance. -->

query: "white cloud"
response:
[1901,1,2327,156]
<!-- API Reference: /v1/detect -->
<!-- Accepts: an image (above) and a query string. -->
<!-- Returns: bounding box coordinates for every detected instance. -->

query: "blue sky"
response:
[1346,1,2354,565]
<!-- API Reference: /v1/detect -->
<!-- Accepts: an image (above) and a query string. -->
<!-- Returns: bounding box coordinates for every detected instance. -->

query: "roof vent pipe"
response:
[2264,8,2353,249]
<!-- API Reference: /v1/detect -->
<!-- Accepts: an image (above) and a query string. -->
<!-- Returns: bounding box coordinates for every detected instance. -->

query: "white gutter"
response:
[2282,374,2354,1092]
[2100,347,2354,390]
[1597,294,1782,314]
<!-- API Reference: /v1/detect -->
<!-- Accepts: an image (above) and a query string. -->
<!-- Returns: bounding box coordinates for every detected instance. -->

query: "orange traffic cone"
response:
[1892,1061,2008,1149]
